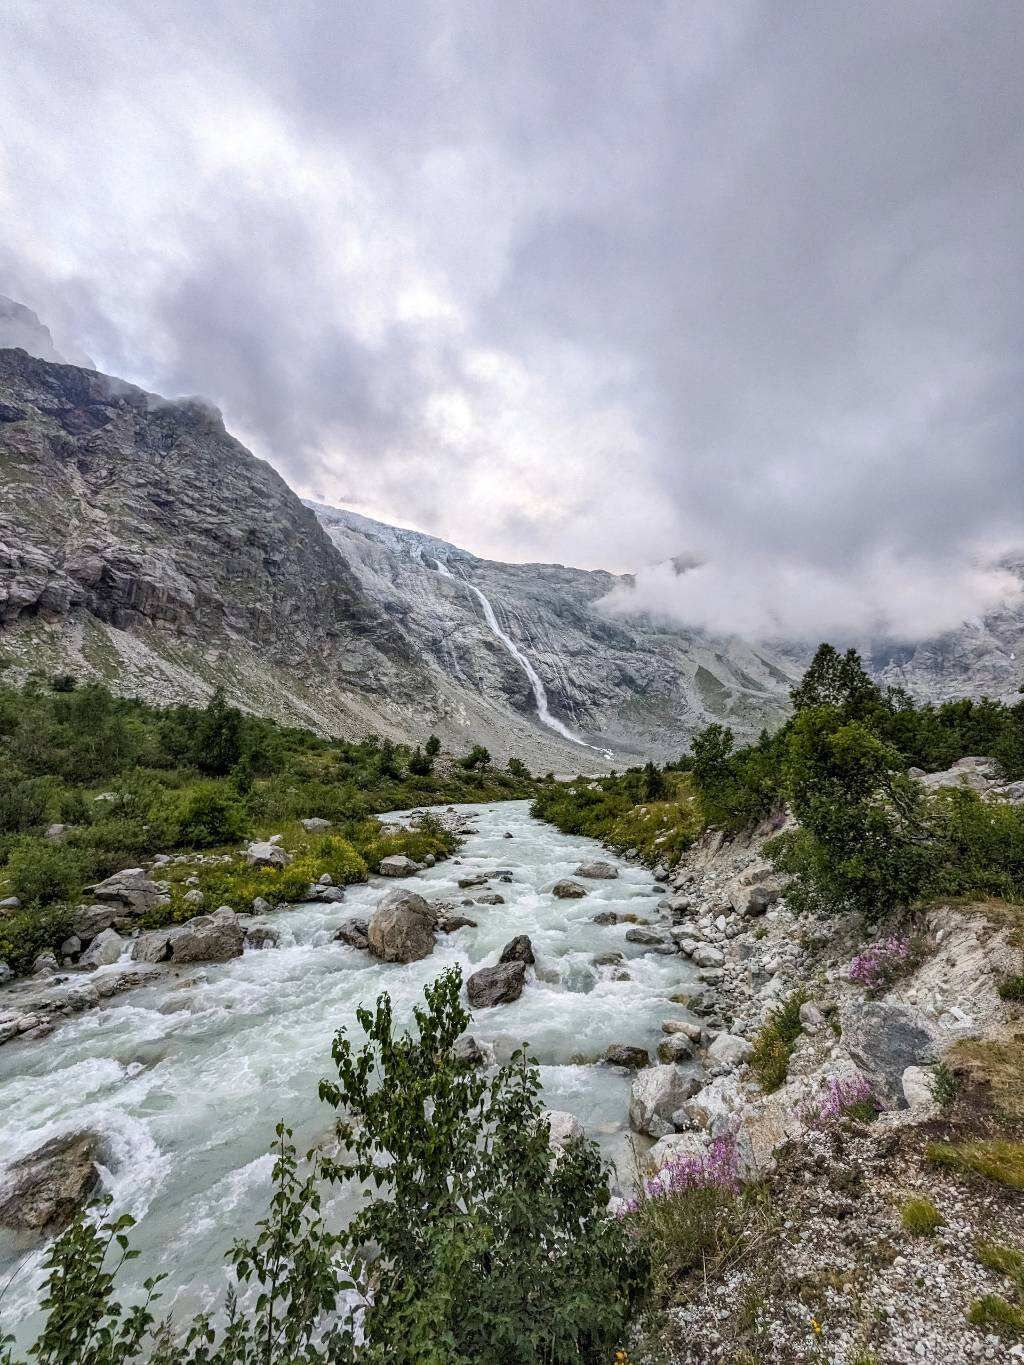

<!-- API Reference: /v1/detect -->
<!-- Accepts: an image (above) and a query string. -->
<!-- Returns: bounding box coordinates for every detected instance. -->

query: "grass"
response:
[926,1138,1024,1190]
[530,770,702,867]
[977,1240,1024,1287]
[943,1035,1024,1124]
[748,989,808,1093]
[998,973,1024,1001]
[968,1294,1024,1338]
[899,1196,943,1236]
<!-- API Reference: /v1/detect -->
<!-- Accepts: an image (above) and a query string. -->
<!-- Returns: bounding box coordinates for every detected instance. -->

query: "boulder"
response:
[367,890,435,963]
[0,896,21,912]
[592,950,625,967]
[552,879,587,899]
[707,1033,752,1068]
[629,1065,693,1139]
[457,874,490,889]
[499,934,535,966]
[182,888,205,908]
[252,896,273,915]
[454,1035,489,1067]
[90,868,163,915]
[0,1131,101,1232]
[591,911,617,924]
[379,855,422,877]
[840,1001,939,1107]
[657,1035,695,1063]
[335,918,370,950]
[625,927,668,945]
[466,961,526,1008]
[244,924,279,951]
[132,909,244,966]
[662,1019,702,1042]
[798,1001,827,1034]
[605,1043,651,1069]
[476,892,505,905]
[0,961,11,986]
[81,928,126,969]
[245,841,292,870]
[692,944,725,969]
[33,952,58,975]
[574,861,618,879]
[646,1131,708,1171]
[542,1109,584,1150]
[682,1075,745,1137]
[901,1065,937,1109]
[300,817,333,833]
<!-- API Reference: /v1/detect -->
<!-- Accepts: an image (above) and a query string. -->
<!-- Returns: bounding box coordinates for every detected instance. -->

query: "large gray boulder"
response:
[367,890,435,963]
[840,1001,939,1107]
[466,961,526,1008]
[81,928,126,969]
[335,918,370,950]
[707,1032,752,1067]
[300,817,332,833]
[552,879,587,899]
[629,1064,692,1138]
[574,861,618,879]
[245,841,292,869]
[132,909,244,966]
[542,1109,584,1150]
[379,855,422,877]
[0,1131,100,1232]
[499,934,535,966]
[90,869,163,916]
[605,1043,650,1069]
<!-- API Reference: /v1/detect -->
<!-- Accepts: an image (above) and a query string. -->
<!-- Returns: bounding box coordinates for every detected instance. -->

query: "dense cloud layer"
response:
[2,1,1022,639]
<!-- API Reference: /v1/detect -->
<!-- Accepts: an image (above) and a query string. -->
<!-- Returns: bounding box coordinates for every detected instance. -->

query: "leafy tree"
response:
[377,737,403,779]
[507,756,530,780]
[172,782,249,849]
[789,643,881,720]
[192,689,244,777]
[49,673,78,693]
[406,745,434,777]
[641,761,666,801]
[6,838,87,906]
[424,734,442,758]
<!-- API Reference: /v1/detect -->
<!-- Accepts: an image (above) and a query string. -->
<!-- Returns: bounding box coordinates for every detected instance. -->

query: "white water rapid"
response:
[0,802,696,1347]
[433,559,612,760]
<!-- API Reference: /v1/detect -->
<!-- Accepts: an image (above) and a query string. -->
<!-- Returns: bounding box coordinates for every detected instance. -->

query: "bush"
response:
[406,745,433,777]
[0,905,73,974]
[171,782,249,849]
[0,971,645,1364]
[968,1294,1024,1338]
[0,777,57,836]
[460,743,491,771]
[4,838,87,906]
[424,733,441,758]
[749,990,807,1093]
[191,688,243,776]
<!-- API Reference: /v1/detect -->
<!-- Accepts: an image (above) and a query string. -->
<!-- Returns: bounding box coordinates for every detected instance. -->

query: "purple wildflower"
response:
[813,1074,879,1126]
[619,1132,741,1216]
[848,935,910,992]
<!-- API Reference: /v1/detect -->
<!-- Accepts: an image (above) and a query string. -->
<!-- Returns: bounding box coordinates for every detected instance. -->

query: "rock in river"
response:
[367,889,435,963]
[499,934,535,966]
[378,854,422,877]
[574,860,619,880]
[552,879,587,899]
[629,1064,693,1139]
[605,1042,651,1069]
[467,960,526,1008]
[0,1131,101,1232]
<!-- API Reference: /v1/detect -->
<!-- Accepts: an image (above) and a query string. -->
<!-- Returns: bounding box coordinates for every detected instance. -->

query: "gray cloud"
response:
[1,1,1022,637]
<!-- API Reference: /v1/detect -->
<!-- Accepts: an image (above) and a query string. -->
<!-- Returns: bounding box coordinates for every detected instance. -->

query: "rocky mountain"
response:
[1,329,1022,772]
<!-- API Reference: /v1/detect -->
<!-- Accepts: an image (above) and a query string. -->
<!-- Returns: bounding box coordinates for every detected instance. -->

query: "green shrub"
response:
[998,973,1024,1002]
[931,1061,958,1108]
[977,1240,1024,1288]
[0,777,56,835]
[0,971,645,1364]
[899,1196,943,1236]
[171,782,249,849]
[460,743,491,771]
[749,990,808,1093]
[968,1293,1024,1338]
[4,838,87,906]
[0,905,74,974]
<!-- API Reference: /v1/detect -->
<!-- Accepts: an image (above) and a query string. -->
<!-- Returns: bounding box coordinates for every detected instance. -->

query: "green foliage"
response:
[507,756,530,780]
[406,745,433,777]
[899,1196,943,1236]
[171,782,249,849]
[0,904,73,974]
[977,1239,1024,1289]
[690,724,782,833]
[927,1138,1024,1189]
[931,1061,959,1108]
[192,688,244,777]
[531,770,700,865]
[49,673,78,693]
[998,973,1024,1001]
[1,972,643,1364]
[5,838,87,906]
[968,1294,1024,1339]
[0,777,56,838]
[424,734,441,758]
[748,990,808,1093]
[460,743,491,771]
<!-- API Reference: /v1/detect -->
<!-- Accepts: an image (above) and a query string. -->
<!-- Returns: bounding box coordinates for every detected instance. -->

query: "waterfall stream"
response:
[433,559,612,759]
[0,802,695,1347]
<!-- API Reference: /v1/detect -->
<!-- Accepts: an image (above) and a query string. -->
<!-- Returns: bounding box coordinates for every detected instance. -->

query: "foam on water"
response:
[0,800,694,1344]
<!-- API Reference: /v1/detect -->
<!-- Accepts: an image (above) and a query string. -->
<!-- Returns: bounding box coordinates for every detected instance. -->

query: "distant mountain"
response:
[1,328,1020,771]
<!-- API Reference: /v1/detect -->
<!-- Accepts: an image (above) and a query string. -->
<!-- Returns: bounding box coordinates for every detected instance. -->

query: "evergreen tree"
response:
[193,688,243,776]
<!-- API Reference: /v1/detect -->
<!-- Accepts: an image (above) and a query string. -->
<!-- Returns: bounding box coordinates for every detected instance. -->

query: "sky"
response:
[2,1,1023,641]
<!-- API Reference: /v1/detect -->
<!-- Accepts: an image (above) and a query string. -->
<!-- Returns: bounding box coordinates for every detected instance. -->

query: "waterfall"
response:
[434,558,611,759]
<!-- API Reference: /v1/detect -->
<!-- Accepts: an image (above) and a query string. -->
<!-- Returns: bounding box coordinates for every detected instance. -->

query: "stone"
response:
[466,961,526,1008]
[335,918,370,950]
[605,1043,651,1069]
[0,961,11,986]
[318,873,333,886]
[33,952,58,975]
[901,1064,937,1109]
[592,951,625,966]
[0,896,21,911]
[591,910,617,924]
[379,855,422,877]
[367,889,435,963]
[706,1032,752,1067]
[436,914,477,932]
[45,823,70,840]
[300,817,332,832]
[552,879,587,899]
[182,888,205,908]
[59,935,82,958]
[454,1035,489,1067]
[657,1035,695,1063]
[662,1019,703,1042]
[244,841,292,870]
[319,886,345,903]
[574,861,618,880]
[692,944,725,968]
[542,1109,584,1149]
[476,892,505,905]
[171,909,245,965]
[499,934,535,966]
[457,874,490,889]
[840,1001,939,1106]
[798,1001,827,1033]
[81,928,126,968]
[629,1065,693,1139]
[252,896,273,915]
[682,1076,745,1136]
[244,924,279,950]
[90,868,163,915]
[646,1131,708,1171]
[0,1131,101,1232]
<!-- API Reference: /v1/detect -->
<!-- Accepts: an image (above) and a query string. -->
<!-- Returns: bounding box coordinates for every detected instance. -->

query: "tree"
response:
[192,689,243,777]
[424,734,441,758]
[508,756,530,780]
[641,761,665,801]
[407,745,434,777]
[460,744,491,771]
[789,644,881,721]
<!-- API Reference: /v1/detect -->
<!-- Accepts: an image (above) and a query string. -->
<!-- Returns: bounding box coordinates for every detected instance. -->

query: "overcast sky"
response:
[2,1,1022,640]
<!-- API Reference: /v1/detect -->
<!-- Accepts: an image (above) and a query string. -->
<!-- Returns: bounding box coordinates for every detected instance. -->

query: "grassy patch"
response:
[530,770,701,866]
[968,1294,1024,1339]
[944,1035,1024,1124]
[977,1240,1024,1287]
[748,990,808,1093]
[998,974,1024,1001]
[927,1138,1024,1190]
[899,1196,943,1236]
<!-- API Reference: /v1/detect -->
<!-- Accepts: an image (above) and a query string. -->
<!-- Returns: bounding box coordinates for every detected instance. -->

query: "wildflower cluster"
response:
[848,934,910,992]
[618,1133,741,1216]
[812,1073,880,1126]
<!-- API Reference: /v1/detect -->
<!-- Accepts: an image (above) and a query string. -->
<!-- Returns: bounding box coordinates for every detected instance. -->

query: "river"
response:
[0,800,695,1346]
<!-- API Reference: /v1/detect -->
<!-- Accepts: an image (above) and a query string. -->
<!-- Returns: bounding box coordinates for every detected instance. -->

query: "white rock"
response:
[628,1065,692,1139]
[542,1109,584,1149]
[901,1065,937,1109]
[81,928,126,968]
[707,1032,752,1067]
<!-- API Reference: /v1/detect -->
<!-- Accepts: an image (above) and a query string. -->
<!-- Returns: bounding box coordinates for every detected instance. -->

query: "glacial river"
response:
[0,801,695,1345]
